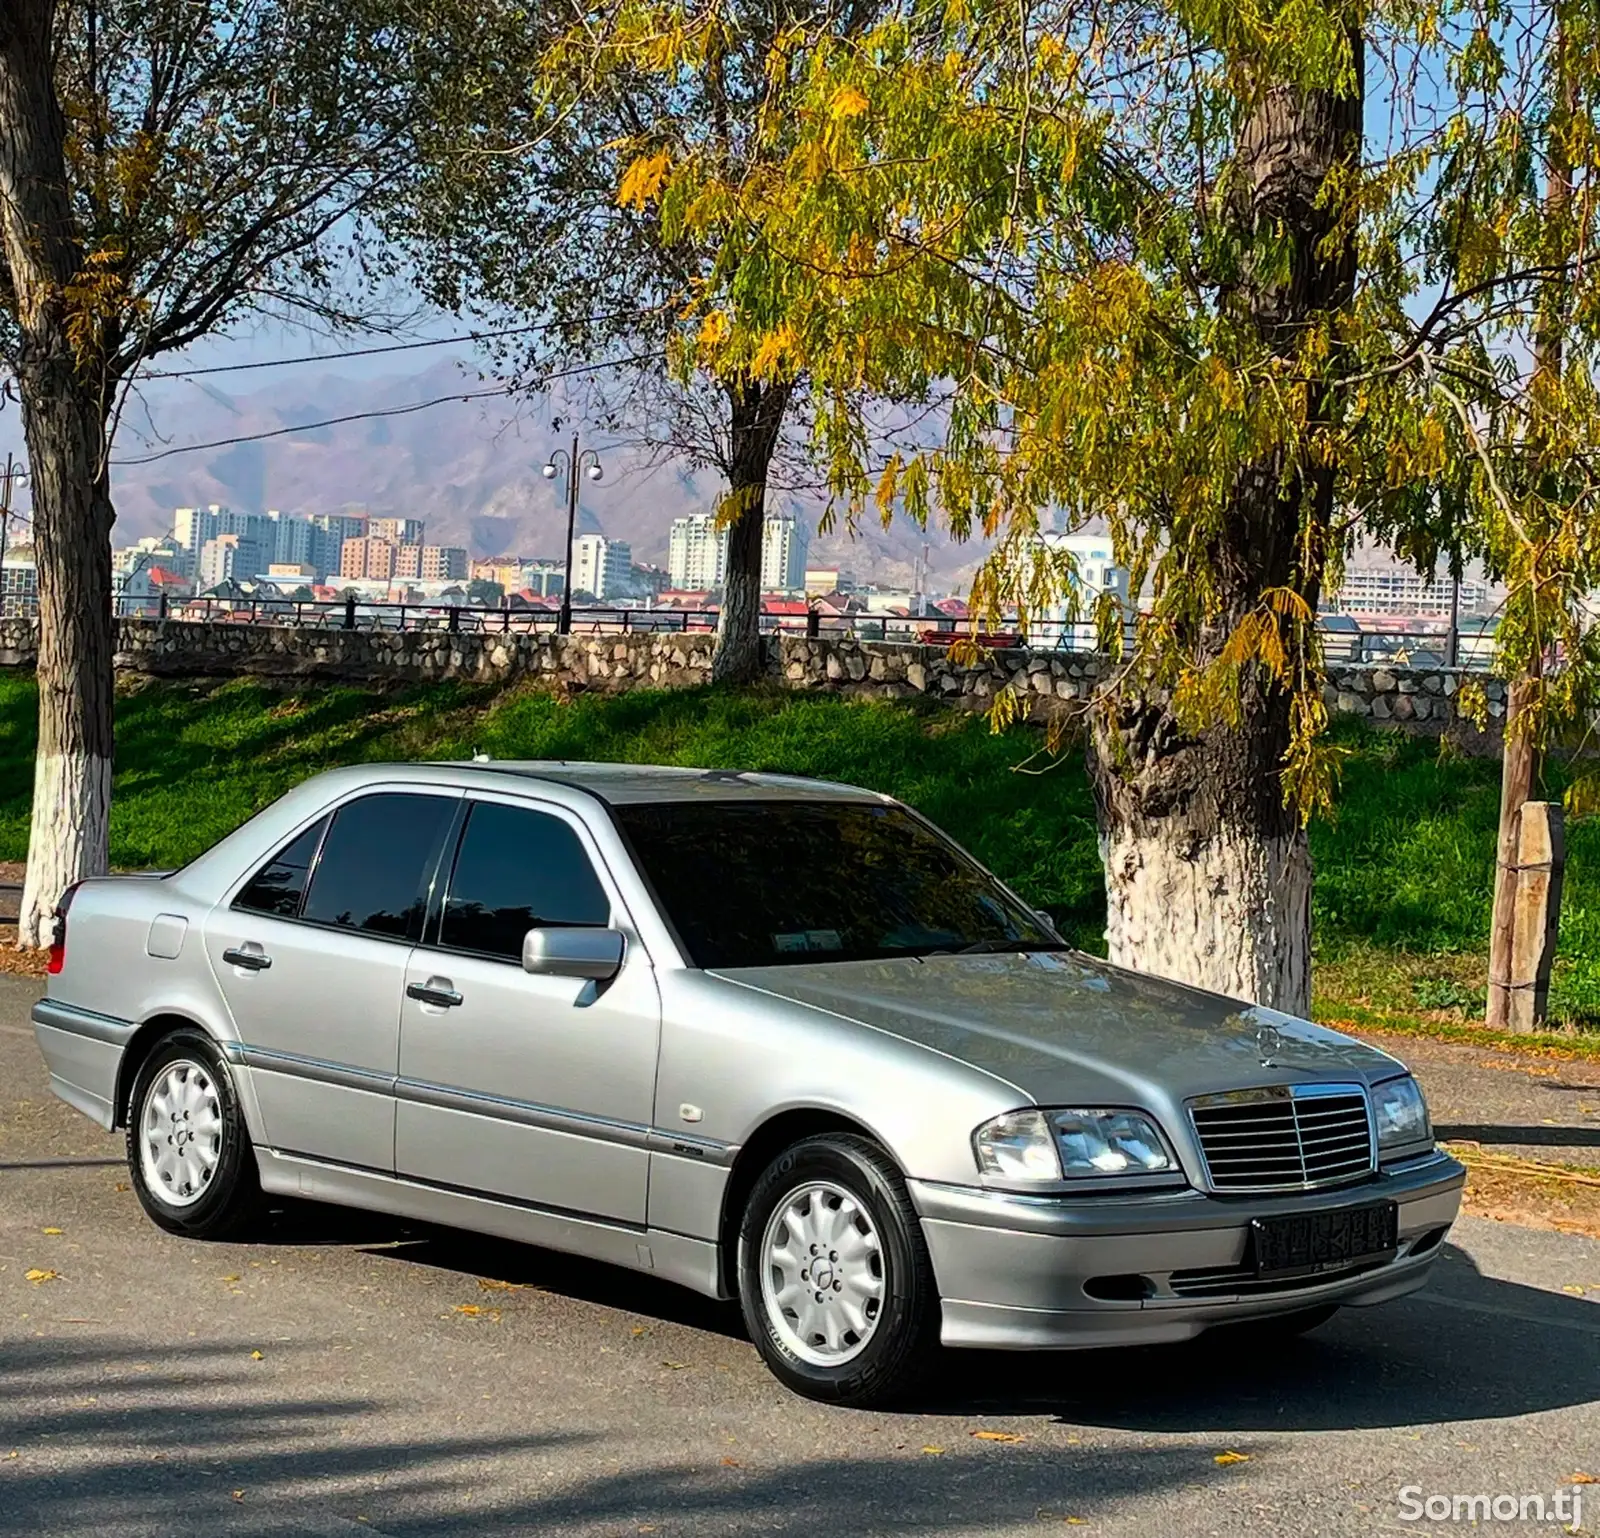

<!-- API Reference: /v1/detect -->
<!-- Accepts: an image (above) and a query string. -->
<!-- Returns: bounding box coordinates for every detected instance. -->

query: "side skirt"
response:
[256,1148,728,1301]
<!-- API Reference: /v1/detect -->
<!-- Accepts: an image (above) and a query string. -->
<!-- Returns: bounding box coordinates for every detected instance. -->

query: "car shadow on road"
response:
[907,1243,1599,1430]
[261,1203,1598,1433]
[1435,1121,1600,1148]
[0,1335,1245,1538]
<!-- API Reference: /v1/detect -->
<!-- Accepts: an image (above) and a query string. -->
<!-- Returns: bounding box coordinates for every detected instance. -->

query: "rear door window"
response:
[234,816,328,919]
[438,802,610,961]
[300,793,457,941]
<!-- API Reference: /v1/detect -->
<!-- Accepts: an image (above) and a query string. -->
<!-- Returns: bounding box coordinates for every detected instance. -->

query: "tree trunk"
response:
[1088,55,1361,1015]
[713,379,790,685]
[1486,677,1542,1028]
[0,7,119,947]
[1485,24,1570,1031]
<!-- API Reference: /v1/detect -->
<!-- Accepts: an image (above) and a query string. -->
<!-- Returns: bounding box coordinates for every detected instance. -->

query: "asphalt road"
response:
[2,976,1597,1538]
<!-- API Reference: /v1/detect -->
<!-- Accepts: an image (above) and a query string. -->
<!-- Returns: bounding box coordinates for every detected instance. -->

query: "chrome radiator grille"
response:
[1188,1085,1374,1192]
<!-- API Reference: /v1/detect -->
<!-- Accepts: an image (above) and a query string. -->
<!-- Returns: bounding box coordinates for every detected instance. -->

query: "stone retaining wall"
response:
[0,616,1492,736]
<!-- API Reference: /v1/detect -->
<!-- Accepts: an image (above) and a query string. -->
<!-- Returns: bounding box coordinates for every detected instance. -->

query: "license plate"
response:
[1250,1201,1398,1280]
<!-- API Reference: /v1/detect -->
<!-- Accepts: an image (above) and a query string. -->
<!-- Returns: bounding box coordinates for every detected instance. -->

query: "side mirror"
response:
[522,926,625,982]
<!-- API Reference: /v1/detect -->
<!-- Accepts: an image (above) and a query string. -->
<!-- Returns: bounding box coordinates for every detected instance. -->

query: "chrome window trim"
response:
[1185,1081,1377,1195]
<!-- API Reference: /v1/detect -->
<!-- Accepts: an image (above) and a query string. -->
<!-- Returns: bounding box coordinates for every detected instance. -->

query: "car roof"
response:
[431,760,889,807]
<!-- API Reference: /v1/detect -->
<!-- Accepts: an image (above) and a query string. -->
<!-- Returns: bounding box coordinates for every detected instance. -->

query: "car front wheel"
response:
[737,1132,938,1407]
[127,1028,262,1241]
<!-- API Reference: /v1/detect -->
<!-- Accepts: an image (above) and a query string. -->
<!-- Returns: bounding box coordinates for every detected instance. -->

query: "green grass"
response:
[0,674,1593,1032]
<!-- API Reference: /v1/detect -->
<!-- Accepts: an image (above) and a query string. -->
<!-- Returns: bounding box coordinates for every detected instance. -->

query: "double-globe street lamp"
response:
[542,434,604,636]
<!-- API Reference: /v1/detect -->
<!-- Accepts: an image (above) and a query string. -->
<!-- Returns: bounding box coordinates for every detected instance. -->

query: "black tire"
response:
[126,1028,262,1241]
[737,1133,939,1408]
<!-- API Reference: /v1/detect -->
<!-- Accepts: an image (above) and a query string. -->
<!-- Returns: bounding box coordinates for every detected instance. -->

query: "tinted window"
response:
[301,793,456,940]
[440,802,610,960]
[234,816,328,919]
[614,800,1056,969]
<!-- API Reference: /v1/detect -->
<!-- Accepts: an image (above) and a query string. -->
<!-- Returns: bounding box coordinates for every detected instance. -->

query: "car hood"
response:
[712,950,1404,1105]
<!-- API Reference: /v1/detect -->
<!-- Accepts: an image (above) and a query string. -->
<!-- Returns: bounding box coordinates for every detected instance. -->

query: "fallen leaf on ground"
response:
[1562,1284,1587,1294]
[24,1269,57,1284]
[41,1228,61,1235]
[1571,1472,1597,1484]
[453,1304,484,1316]
[1214,1451,1250,1466]
[719,1456,740,1467]
[222,1274,240,1283]
[631,1325,649,1336]
[660,1360,689,1370]
[249,1350,264,1361]
[477,1278,526,1292]
[114,1182,129,1193]
[231,1490,245,1502]
[971,1429,1026,1442]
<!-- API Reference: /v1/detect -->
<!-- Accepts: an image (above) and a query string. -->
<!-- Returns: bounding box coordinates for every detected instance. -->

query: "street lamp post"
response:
[542,433,604,636]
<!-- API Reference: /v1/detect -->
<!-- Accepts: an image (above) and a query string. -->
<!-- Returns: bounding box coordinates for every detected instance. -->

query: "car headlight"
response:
[973,1108,1178,1181]
[1372,1075,1431,1153]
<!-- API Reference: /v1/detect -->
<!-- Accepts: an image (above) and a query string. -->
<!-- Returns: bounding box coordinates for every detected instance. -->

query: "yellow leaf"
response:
[631,1325,649,1337]
[249,1350,264,1361]
[661,1360,690,1370]
[453,1304,483,1316]
[828,85,869,119]
[24,1269,57,1284]
[222,1274,240,1283]
[618,150,672,212]
[971,1429,1026,1442]
[921,1446,944,1456]
[477,1278,525,1292]
[1214,1450,1250,1466]
[719,1455,740,1467]
[697,310,731,349]
[1571,1472,1597,1484]
[41,1227,62,1235]
[231,1490,245,1502]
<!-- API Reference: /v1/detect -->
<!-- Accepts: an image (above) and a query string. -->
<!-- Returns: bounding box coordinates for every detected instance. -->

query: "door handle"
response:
[222,946,272,972]
[407,980,463,1008]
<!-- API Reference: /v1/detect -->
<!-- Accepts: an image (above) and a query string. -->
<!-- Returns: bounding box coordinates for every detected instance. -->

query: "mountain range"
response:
[2,357,989,590]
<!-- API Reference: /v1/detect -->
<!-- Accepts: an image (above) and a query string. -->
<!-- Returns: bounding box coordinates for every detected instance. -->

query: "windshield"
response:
[611,799,1059,969]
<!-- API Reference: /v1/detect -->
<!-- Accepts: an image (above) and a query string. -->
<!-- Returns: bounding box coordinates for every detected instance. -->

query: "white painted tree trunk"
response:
[1099,818,1312,1016]
[18,753,112,947]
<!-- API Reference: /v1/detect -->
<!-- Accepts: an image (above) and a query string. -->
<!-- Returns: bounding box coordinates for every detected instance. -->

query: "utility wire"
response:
[139,308,659,380]
[111,354,653,467]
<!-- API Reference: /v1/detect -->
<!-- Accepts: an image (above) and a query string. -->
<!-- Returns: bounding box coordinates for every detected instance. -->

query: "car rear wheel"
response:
[738,1133,938,1407]
[127,1029,262,1241]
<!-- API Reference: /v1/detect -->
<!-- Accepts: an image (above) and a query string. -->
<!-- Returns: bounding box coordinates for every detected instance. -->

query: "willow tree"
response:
[396,0,887,683]
[609,0,1600,1012]
[0,1,431,947]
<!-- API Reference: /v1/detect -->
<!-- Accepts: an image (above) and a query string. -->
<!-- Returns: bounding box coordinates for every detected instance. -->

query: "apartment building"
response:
[572,534,632,600]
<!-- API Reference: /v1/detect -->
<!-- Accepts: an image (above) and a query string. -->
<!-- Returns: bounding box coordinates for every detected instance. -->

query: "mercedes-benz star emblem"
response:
[1257,1024,1282,1066]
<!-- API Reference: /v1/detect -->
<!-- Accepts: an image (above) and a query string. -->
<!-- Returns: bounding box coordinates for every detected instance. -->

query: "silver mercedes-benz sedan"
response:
[33,761,1464,1405]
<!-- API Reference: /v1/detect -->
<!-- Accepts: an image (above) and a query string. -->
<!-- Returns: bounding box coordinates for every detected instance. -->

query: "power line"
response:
[139,308,658,380]
[110,354,653,467]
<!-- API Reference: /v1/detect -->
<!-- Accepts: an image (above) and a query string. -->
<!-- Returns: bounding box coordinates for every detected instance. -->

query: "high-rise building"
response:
[394,543,423,580]
[761,516,808,593]
[572,534,632,600]
[307,513,369,580]
[340,536,396,581]
[368,516,425,546]
[172,505,274,579]
[199,533,266,589]
[421,545,469,581]
[265,510,315,570]
[668,514,728,590]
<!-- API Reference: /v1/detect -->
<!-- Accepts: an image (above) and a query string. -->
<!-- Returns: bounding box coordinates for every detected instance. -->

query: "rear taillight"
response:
[46,883,81,975]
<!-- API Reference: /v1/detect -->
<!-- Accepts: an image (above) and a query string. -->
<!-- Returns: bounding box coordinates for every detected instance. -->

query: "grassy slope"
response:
[0,674,1593,1029]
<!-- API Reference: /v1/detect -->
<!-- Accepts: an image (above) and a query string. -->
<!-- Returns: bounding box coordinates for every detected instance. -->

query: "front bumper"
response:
[911,1150,1466,1349]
